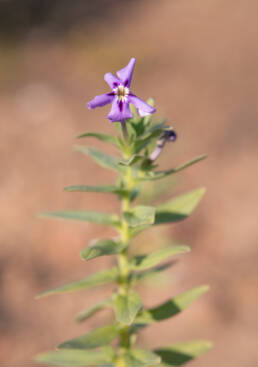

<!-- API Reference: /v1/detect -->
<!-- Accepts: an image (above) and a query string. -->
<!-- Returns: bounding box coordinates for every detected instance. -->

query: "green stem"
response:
[117,124,134,349]
[121,121,128,142]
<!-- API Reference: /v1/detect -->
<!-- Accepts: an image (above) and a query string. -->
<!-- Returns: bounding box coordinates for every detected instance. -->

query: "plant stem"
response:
[117,123,134,349]
[121,121,128,142]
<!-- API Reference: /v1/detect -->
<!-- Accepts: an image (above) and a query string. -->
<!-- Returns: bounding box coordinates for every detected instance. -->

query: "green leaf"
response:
[123,349,161,367]
[155,188,206,225]
[64,184,121,193]
[74,146,121,172]
[142,99,157,126]
[64,184,129,198]
[155,340,212,366]
[135,285,209,323]
[76,299,112,323]
[143,155,207,181]
[36,347,114,366]
[81,239,127,261]
[134,128,164,154]
[119,155,143,166]
[133,262,175,283]
[77,132,118,146]
[130,246,190,272]
[58,324,119,349]
[39,210,121,228]
[124,206,156,227]
[36,268,118,298]
[113,290,142,325]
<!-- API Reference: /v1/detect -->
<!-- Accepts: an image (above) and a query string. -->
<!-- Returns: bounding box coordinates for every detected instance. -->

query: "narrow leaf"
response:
[77,132,118,146]
[135,285,209,323]
[134,262,176,283]
[76,299,111,323]
[58,324,119,349]
[36,347,114,366]
[81,239,127,261]
[113,290,142,325]
[130,246,190,271]
[155,340,212,366]
[124,206,156,227]
[119,155,143,166]
[36,268,118,298]
[39,210,120,228]
[64,184,122,193]
[123,349,161,367]
[155,188,206,225]
[143,155,207,181]
[74,146,121,172]
[134,128,164,153]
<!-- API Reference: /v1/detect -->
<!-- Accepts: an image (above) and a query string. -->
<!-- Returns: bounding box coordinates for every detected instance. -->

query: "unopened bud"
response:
[148,126,177,162]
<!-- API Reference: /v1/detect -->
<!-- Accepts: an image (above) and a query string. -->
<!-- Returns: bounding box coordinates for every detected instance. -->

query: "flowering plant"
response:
[36,58,211,367]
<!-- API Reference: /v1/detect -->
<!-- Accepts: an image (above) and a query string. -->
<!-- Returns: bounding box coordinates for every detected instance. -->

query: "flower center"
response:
[114,84,129,102]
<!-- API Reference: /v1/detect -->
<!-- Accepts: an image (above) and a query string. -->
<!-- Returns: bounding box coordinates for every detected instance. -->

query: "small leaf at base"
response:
[155,340,212,366]
[36,268,118,298]
[113,290,142,325]
[130,246,190,271]
[81,239,127,261]
[124,206,156,228]
[123,349,161,367]
[36,347,115,366]
[155,188,206,225]
[58,324,119,349]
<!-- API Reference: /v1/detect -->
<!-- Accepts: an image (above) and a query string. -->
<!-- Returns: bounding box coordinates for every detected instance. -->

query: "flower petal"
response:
[87,93,114,109]
[116,57,136,87]
[138,109,152,117]
[104,72,120,89]
[107,100,133,123]
[128,94,156,116]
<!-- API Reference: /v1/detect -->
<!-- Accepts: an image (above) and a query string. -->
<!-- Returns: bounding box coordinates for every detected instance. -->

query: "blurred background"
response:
[1,0,258,366]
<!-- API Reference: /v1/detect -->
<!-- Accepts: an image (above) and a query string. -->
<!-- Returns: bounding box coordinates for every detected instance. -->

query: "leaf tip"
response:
[80,249,88,261]
[198,339,213,351]
[182,245,191,253]
[63,186,71,192]
[57,341,68,349]
[200,284,210,293]
[35,291,48,299]
[35,294,45,300]
[37,211,51,220]
[73,144,87,153]
[76,133,85,139]
[198,186,207,195]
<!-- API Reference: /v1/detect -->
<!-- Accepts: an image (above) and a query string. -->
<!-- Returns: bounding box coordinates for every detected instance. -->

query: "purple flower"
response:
[87,57,156,123]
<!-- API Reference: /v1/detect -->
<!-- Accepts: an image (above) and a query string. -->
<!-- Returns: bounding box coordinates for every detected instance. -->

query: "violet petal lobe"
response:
[104,72,120,89]
[116,57,136,87]
[107,100,133,123]
[87,93,114,109]
[128,94,156,116]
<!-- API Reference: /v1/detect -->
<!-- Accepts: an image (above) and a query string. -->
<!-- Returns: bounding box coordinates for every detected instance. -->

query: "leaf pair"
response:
[40,188,205,235]
[76,285,209,327]
[36,340,212,367]
[74,141,206,181]
[36,347,161,367]
[37,244,189,299]
[39,286,209,351]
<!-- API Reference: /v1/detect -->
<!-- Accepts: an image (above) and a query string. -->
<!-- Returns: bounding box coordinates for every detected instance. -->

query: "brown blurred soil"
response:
[1,1,258,366]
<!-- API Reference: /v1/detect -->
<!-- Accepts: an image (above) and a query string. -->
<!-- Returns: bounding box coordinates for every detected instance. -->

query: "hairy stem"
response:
[121,121,128,142]
[117,123,134,349]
